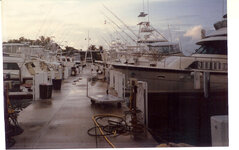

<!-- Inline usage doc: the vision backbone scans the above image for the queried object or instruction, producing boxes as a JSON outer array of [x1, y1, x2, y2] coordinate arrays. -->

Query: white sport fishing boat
[[106, 10, 182, 67], [109, 15, 227, 93]]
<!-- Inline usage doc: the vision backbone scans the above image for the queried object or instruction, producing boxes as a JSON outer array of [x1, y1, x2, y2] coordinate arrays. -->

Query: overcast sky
[[2, 0, 227, 54]]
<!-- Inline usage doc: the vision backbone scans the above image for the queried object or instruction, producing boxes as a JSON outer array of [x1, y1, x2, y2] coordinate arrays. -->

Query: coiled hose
[[87, 113, 146, 148], [88, 114, 129, 148]]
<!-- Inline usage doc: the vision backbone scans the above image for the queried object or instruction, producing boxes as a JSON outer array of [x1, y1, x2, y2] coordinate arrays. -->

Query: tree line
[[3, 36, 103, 56], [3, 36, 60, 50]]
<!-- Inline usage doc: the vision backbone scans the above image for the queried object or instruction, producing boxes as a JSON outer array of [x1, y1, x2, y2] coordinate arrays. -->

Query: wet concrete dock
[[10, 69, 158, 149]]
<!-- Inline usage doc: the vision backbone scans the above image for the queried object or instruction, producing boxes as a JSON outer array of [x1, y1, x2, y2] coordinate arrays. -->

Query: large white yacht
[[108, 15, 227, 93]]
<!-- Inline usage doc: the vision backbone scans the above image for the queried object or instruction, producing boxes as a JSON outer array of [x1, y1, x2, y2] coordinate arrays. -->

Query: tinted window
[[195, 41, 227, 55], [3, 63, 20, 70]]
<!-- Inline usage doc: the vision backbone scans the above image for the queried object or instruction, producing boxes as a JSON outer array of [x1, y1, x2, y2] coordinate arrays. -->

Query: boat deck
[[10, 69, 158, 149]]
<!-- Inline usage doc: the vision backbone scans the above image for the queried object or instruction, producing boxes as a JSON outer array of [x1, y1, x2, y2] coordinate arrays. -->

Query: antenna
[[88, 30, 90, 49], [222, 0, 225, 17], [147, 0, 149, 22], [143, 0, 145, 12]]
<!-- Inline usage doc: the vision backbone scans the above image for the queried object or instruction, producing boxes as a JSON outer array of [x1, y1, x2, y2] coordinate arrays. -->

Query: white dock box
[[210, 115, 228, 146]]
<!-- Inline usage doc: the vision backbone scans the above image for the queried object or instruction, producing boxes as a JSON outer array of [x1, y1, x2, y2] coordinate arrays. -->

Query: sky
[[2, 0, 227, 54]]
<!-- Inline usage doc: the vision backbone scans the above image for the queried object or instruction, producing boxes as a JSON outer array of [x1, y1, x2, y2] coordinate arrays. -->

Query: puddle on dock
[[33, 100, 53, 109]]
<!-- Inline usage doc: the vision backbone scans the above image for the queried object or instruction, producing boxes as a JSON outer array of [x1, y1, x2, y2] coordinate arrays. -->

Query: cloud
[[183, 25, 202, 40]]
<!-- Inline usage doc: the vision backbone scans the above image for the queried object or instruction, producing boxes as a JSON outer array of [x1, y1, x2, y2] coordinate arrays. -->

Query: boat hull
[[111, 64, 228, 93]]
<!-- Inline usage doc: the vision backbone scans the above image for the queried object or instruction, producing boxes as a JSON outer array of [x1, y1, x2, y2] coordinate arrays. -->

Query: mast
[[87, 30, 89, 50], [85, 31, 93, 65], [222, 0, 224, 17], [147, 0, 150, 22]]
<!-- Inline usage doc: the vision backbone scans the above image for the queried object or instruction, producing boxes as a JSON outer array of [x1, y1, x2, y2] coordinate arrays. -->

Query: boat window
[[195, 42, 227, 55], [3, 63, 20, 70], [3, 47, 11, 53]]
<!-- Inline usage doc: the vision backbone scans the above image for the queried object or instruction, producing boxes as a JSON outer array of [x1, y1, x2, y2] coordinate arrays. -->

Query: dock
[[10, 69, 158, 149]]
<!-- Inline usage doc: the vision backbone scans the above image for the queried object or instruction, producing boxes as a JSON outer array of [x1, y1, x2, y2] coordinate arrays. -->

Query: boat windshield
[[195, 41, 227, 55]]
